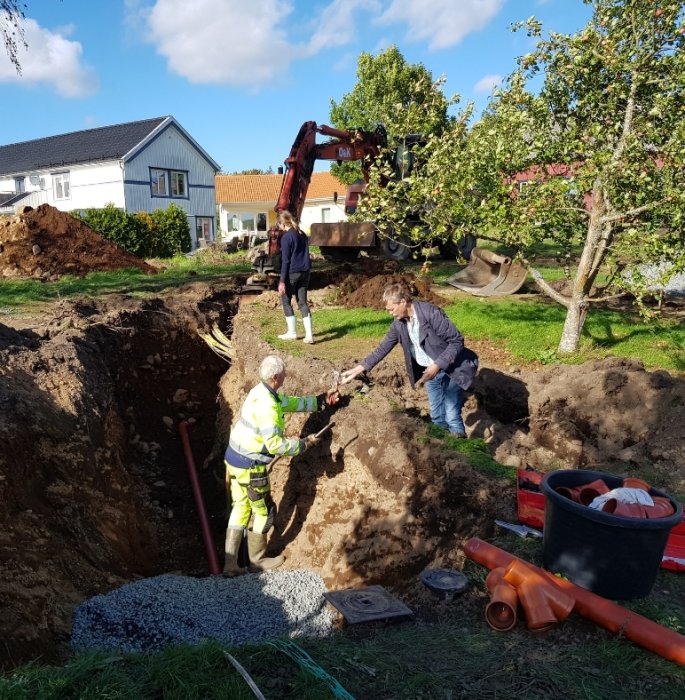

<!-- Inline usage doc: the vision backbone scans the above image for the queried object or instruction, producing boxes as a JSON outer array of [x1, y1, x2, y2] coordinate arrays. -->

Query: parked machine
[[248, 120, 524, 296]]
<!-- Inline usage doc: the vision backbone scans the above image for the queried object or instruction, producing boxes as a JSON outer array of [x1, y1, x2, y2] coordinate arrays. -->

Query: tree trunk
[[556, 187, 606, 354], [557, 299, 587, 353]]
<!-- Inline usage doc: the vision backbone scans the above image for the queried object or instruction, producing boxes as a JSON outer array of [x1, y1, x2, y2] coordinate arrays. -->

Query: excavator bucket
[[445, 247, 528, 297]]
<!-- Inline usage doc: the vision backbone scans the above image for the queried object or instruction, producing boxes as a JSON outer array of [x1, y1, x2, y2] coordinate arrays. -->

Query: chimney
[[278, 166, 284, 175]]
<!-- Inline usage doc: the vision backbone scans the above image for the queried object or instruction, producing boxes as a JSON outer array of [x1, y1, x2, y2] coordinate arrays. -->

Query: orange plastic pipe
[[503, 560, 574, 631], [485, 568, 518, 632], [465, 537, 685, 666], [178, 420, 221, 575]]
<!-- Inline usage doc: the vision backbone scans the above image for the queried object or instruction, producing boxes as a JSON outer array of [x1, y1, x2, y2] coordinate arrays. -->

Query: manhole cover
[[420, 568, 469, 601], [323, 585, 413, 624]]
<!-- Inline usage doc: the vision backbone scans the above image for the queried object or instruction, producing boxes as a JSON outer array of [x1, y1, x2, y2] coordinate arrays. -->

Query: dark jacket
[[279, 227, 311, 282], [361, 300, 478, 390]]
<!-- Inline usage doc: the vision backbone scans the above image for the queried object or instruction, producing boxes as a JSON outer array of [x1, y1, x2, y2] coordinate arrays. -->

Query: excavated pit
[[2, 279, 685, 670], [0, 285, 238, 668]]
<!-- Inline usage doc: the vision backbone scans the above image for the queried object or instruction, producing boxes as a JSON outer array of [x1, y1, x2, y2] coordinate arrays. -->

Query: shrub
[[73, 203, 191, 258], [151, 203, 191, 256]]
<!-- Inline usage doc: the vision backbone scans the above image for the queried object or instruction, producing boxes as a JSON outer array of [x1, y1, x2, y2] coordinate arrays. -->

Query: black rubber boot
[[223, 528, 246, 577], [247, 530, 284, 571]]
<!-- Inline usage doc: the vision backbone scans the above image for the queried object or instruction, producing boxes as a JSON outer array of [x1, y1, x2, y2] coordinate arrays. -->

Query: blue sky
[[1, 0, 592, 173]]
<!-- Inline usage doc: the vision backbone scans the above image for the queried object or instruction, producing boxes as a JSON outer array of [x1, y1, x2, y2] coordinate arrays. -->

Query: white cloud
[[303, 0, 380, 56], [0, 18, 98, 97], [376, 0, 504, 51], [142, 0, 296, 87], [474, 73, 501, 93]]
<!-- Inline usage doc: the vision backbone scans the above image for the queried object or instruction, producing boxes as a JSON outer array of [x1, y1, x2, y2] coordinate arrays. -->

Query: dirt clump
[[0, 204, 155, 280], [336, 271, 449, 309]]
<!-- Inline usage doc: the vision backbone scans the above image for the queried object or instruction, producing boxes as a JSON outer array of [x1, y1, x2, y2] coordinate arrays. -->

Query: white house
[[0, 116, 220, 250], [215, 171, 348, 245]]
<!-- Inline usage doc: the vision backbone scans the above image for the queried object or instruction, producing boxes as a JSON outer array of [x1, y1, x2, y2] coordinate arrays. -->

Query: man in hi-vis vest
[[223, 355, 338, 576]]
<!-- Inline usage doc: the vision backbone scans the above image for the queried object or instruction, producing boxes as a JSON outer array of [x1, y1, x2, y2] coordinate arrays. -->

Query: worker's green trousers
[[225, 461, 275, 534]]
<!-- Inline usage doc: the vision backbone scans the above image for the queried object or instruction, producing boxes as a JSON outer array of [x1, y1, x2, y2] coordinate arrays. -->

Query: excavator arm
[[275, 121, 387, 222]]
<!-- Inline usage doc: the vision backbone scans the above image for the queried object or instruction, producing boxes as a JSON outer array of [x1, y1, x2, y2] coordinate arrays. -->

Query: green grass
[[254, 290, 684, 373], [0, 254, 251, 311], [5, 623, 682, 700]]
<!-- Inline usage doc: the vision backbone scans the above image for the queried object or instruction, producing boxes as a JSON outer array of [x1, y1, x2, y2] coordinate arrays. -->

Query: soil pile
[[0, 204, 155, 280], [336, 271, 449, 309]]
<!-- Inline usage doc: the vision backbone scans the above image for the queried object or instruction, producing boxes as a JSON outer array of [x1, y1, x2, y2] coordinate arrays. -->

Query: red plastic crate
[[516, 467, 546, 529], [662, 518, 685, 572]]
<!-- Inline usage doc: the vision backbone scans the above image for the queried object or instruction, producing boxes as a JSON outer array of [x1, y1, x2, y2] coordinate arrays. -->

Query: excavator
[[248, 120, 526, 296]]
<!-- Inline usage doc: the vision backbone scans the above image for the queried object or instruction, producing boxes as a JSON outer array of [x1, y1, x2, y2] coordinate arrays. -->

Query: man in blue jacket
[[340, 281, 478, 437]]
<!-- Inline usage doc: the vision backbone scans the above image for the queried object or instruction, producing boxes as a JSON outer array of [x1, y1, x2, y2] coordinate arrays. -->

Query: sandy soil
[[1, 206, 684, 669]]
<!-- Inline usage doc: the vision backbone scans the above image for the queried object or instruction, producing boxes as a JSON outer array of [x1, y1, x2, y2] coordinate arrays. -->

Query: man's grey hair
[[260, 355, 285, 382], [382, 282, 413, 304]]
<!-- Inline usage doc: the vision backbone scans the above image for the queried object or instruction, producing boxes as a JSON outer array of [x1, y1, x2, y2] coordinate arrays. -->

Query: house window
[[15, 176, 25, 193], [53, 172, 70, 200], [151, 169, 168, 196], [321, 207, 331, 223], [171, 171, 187, 197], [196, 217, 212, 244], [227, 211, 268, 233], [150, 168, 188, 198]]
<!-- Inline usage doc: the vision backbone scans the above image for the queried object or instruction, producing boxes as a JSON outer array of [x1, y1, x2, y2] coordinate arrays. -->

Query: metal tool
[[495, 519, 543, 539], [268, 421, 335, 473]]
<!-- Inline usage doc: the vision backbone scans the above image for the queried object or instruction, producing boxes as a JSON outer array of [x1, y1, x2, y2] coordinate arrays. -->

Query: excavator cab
[[445, 248, 528, 297]]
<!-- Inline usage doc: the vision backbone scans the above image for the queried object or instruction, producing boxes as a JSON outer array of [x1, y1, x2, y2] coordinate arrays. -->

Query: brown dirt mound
[[337, 271, 449, 309], [0, 204, 155, 280]]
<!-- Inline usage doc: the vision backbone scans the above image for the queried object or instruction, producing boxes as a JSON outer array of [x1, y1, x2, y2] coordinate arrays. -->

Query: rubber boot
[[302, 315, 314, 344], [247, 530, 284, 571], [278, 315, 297, 340], [222, 528, 246, 577]]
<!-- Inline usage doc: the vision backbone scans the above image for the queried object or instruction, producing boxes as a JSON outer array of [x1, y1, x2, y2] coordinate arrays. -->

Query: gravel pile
[[71, 570, 336, 653]]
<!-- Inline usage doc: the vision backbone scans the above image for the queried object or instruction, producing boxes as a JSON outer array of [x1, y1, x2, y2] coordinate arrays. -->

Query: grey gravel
[[71, 570, 336, 653]]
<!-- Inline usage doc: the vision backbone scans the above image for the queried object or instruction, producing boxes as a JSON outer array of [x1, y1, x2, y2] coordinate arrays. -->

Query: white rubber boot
[[278, 315, 297, 340], [302, 315, 314, 344]]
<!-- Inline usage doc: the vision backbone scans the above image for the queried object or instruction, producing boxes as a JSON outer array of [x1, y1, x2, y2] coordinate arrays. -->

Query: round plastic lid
[[420, 569, 469, 598]]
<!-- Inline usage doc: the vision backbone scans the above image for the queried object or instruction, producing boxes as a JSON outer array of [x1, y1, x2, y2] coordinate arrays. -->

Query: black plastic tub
[[541, 469, 682, 600]]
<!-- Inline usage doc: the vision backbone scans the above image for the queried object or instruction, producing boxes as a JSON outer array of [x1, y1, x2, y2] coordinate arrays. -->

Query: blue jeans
[[424, 371, 466, 434]]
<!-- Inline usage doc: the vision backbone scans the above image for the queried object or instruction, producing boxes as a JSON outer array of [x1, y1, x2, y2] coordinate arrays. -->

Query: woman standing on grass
[[277, 210, 314, 344]]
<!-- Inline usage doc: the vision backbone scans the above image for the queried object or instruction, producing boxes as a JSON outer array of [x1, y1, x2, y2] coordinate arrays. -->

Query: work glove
[[317, 390, 339, 409], [303, 434, 321, 451]]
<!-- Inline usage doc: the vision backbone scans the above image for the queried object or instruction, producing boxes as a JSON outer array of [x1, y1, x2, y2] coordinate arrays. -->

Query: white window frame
[[53, 171, 70, 200], [15, 176, 25, 193], [151, 169, 168, 196], [321, 207, 331, 223], [171, 170, 188, 198]]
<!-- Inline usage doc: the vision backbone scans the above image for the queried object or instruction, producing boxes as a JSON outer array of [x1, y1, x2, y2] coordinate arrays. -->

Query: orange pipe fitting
[[485, 568, 518, 632], [464, 537, 685, 667], [503, 559, 574, 630], [623, 477, 651, 491], [555, 485, 583, 503], [645, 496, 676, 518], [578, 479, 610, 506], [601, 499, 647, 518]]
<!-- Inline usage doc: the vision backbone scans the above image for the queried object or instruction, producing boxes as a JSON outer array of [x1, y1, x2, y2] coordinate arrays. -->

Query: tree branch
[[520, 258, 570, 307]]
